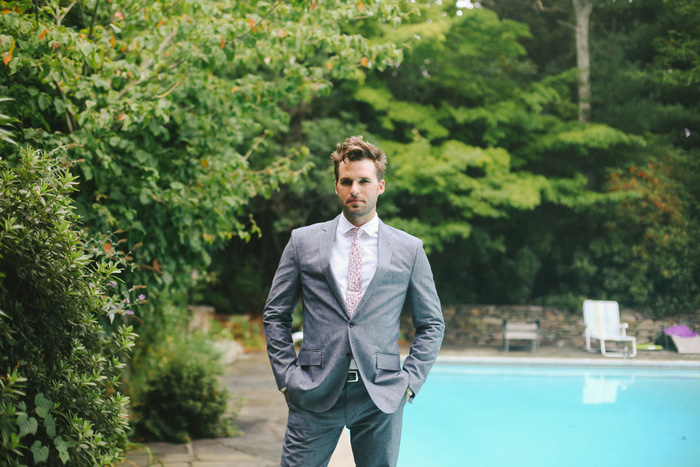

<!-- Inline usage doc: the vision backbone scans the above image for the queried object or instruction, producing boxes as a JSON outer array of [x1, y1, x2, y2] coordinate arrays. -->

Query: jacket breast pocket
[[376, 353, 401, 371], [298, 349, 323, 367]]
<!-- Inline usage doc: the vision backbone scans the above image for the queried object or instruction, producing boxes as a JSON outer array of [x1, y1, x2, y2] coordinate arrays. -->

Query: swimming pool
[[399, 358, 700, 466]]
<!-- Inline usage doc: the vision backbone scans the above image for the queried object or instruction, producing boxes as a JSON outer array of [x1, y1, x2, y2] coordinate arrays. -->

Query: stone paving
[[121, 351, 354, 467], [121, 345, 700, 466]]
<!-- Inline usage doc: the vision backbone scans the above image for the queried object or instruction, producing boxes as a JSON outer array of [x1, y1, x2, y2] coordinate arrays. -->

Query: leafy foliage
[[0, 97, 16, 146], [1, 0, 406, 441], [648, 0, 700, 88], [126, 329, 234, 443], [562, 147, 700, 315], [136, 357, 231, 444], [0, 0, 403, 297], [243, 0, 700, 317], [345, 4, 642, 258], [0, 148, 136, 465], [0, 368, 27, 467], [466, 0, 700, 314]]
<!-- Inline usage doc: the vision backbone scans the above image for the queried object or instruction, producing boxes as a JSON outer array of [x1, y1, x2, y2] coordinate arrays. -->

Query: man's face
[[335, 158, 385, 226]]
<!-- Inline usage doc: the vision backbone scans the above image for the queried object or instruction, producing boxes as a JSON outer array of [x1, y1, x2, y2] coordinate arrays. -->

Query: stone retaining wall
[[401, 304, 699, 349]]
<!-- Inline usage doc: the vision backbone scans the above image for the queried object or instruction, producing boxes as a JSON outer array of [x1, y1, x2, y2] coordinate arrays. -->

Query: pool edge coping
[[434, 355, 700, 370]]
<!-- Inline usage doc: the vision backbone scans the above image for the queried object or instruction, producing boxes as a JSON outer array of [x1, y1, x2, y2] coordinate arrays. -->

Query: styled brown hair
[[330, 135, 387, 181]]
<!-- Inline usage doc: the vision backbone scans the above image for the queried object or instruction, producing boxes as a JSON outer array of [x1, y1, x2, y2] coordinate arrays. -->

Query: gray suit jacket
[[263, 215, 445, 414]]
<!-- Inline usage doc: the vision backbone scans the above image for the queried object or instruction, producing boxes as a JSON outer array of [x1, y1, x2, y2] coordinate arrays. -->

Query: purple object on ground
[[663, 325, 698, 338]]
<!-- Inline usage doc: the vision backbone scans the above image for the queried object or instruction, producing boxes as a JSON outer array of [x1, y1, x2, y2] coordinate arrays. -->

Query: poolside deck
[[122, 345, 700, 466], [439, 344, 700, 366]]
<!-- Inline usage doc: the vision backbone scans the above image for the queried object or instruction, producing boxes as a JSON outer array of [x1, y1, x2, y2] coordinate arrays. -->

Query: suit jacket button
[[349, 321, 355, 327], [346, 351, 352, 357]]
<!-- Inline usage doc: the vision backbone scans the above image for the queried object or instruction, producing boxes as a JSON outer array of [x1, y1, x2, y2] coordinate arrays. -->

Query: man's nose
[[351, 181, 360, 193]]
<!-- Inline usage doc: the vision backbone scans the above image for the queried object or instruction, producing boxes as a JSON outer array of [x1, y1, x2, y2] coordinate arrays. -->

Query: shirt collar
[[338, 213, 379, 237]]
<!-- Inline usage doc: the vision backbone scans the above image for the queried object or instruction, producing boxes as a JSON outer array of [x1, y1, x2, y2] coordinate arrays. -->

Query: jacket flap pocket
[[376, 353, 400, 371], [298, 350, 323, 367]]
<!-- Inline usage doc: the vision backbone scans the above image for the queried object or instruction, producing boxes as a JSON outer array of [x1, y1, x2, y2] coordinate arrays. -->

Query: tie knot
[[351, 227, 363, 239]]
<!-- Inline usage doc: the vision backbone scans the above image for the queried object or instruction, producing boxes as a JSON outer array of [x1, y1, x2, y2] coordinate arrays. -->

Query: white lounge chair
[[583, 299, 637, 357]]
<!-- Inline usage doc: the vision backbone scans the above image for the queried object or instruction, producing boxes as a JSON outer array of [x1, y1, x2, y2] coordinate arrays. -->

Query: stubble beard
[[342, 197, 375, 221]]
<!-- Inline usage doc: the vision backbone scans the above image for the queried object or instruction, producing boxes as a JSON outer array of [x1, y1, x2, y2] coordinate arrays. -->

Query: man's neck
[[341, 212, 378, 228]]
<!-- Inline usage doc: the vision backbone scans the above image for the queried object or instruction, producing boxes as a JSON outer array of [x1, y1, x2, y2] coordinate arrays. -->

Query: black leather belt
[[347, 370, 359, 383]]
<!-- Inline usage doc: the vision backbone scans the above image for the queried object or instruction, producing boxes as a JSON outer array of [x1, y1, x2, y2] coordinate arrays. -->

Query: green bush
[[128, 331, 235, 443], [0, 148, 136, 466]]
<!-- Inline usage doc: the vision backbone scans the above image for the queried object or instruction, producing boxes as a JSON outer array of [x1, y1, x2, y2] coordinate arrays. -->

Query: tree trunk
[[573, 0, 594, 122]]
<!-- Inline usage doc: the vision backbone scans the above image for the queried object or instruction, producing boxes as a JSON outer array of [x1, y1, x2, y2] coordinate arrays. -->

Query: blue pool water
[[399, 361, 700, 466]]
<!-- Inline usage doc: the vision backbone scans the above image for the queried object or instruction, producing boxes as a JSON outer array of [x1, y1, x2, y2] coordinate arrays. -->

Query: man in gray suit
[[263, 136, 445, 466]]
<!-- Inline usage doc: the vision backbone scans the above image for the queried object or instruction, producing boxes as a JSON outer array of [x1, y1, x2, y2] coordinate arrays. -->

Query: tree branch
[[557, 19, 576, 30], [243, 130, 271, 161], [236, 1, 282, 40], [154, 74, 187, 98], [53, 79, 75, 133], [535, 0, 567, 12], [87, 0, 101, 41], [139, 29, 179, 74], [33, 0, 40, 23], [82, 0, 101, 76], [56, 1, 79, 27]]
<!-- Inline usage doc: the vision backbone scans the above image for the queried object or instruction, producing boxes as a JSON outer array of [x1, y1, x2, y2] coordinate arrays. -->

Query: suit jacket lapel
[[319, 216, 346, 314], [354, 220, 393, 317]]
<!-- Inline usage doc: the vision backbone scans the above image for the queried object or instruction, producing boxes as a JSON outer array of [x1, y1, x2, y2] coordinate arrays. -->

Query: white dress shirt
[[330, 213, 380, 304], [330, 213, 379, 371]]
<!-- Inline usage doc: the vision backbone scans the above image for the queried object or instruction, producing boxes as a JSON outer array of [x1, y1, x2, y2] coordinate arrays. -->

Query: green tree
[[202, 0, 700, 315], [0, 148, 136, 465], [1, 0, 407, 441], [228, 1, 647, 308], [481, 0, 700, 313], [353, 3, 640, 286], [0, 0, 402, 298]]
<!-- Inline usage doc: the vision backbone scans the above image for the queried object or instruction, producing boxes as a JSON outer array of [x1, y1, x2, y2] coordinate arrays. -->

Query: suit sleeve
[[403, 240, 445, 399], [262, 231, 301, 391]]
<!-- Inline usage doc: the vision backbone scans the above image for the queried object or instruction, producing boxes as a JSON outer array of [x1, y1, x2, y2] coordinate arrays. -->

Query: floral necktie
[[346, 227, 363, 316]]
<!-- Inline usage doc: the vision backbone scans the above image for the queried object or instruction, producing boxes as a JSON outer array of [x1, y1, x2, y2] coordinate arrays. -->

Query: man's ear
[[378, 179, 385, 195], [334, 181, 338, 195]]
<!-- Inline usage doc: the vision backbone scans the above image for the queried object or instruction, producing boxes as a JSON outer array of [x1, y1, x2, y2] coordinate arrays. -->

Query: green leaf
[[77, 41, 95, 58], [31, 440, 49, 464], [37, 94, 52, 111], [35, 393, 53, 419], [18, 413, 38, 436], [54, 436, 71, 464], [44, 413, 56, 437], [82, 164, 93, 181]]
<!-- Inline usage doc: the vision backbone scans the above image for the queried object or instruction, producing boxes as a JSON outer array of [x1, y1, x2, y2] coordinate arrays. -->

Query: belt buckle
[[347, 370, 359, 383]]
